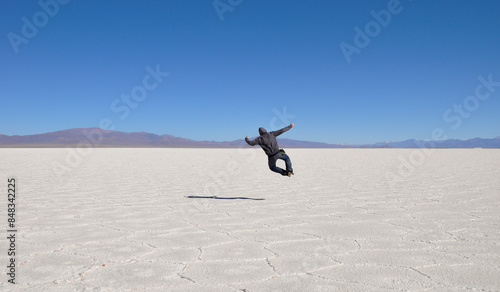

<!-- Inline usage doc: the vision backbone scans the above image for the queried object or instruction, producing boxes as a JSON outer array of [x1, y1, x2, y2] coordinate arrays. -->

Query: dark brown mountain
[[0, 128, 344, 148]]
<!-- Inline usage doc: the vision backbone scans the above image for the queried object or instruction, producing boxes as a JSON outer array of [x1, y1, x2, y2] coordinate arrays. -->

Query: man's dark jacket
[[245, 125, 292, 156]]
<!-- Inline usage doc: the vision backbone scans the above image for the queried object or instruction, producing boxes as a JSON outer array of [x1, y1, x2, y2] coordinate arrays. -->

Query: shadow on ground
[[187, 195, 265, 201]]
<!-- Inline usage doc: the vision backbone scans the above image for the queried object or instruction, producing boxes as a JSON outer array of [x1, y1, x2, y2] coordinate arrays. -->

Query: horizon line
[[1, 127, 499, 146]]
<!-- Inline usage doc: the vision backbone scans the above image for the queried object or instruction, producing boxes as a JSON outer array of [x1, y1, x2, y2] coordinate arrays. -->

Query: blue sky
[[1, 0, 499, 144]]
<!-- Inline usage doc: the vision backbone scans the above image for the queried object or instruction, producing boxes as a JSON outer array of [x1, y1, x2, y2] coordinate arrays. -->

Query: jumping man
[[245, 123, 295, 177]]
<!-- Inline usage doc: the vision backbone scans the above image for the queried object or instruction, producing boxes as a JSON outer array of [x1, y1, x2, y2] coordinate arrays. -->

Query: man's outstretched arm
[[272, 123, 294, 137], [245, 136, 259, 146]]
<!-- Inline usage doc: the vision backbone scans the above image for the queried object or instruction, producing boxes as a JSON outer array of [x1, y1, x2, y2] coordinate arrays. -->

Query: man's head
[[259, 127, 267, 135]]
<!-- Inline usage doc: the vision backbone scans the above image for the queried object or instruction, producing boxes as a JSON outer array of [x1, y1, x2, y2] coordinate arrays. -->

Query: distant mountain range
[[0, 128, 499, 148]]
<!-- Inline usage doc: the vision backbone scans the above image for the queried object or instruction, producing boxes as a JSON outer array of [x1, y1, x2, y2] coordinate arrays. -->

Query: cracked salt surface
[[1, 148, 499, 291]]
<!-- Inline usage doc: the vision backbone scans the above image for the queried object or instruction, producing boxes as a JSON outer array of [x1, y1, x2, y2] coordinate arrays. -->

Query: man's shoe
[[287, 171, 294, 177]]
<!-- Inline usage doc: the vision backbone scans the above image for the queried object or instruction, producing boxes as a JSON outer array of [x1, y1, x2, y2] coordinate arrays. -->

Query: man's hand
[[291, 123, 295, 127], [245, 136, 249, 139]]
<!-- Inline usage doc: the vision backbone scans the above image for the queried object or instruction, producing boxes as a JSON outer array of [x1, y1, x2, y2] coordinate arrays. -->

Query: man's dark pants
[[268, 152, 293, 175]]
